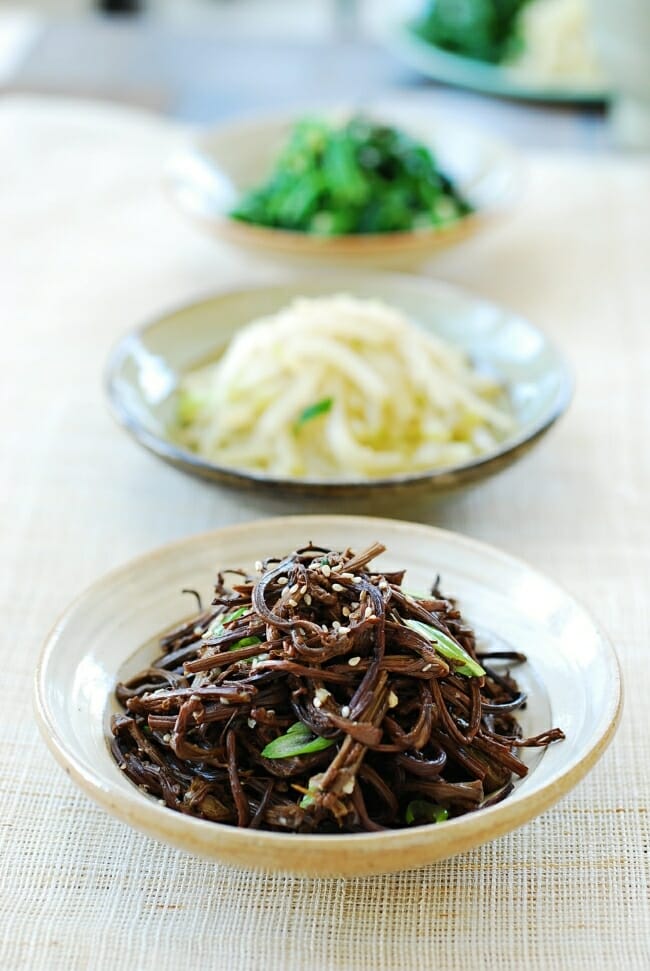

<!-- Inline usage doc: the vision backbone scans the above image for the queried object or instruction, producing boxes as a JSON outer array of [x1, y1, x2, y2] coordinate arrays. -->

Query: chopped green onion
[[299, 771, 326, 808], [405, 800, 449, 826], [261, 722, 336, 759], [207, 605, 249, 637], [294, 397, 333, 431], [229, 635, 261, 651], [405, 618, 486, 677]]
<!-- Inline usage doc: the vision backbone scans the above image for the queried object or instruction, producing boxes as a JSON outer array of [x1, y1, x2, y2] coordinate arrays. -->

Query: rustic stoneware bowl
[[105, 271, 572, 497], [35, 515, 622, 877], [166, 105, 520, 268]]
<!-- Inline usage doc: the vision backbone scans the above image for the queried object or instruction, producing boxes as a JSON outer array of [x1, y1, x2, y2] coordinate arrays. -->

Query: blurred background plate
[[105, 271, 572, 497], [380, 14, 610, 105], [166, 105, 521, 267]]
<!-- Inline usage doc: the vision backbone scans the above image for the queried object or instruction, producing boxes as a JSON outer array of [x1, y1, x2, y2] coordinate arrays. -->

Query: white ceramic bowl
[[35, 515, 622, 877], [167, 106, 520, 268]]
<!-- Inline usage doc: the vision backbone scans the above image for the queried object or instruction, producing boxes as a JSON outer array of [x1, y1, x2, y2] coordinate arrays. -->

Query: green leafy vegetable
[[261, 722, 337, 760], [294, 397, 333, 431], [230, 116, 471, 236], [405, 800, 449, 826], [413, 0, 530, 65], [405, 618, 486, 677]]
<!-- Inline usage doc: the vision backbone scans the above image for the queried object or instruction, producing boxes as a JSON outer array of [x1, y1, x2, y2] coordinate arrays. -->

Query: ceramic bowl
[[166, 105, 520, 267], [105, 271, 572, 497], [377, 7, 609, 103], [35, 515, 622, 876]]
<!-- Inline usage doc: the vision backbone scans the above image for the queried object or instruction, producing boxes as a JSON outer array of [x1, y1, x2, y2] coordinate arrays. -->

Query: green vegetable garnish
[[261, 722, 337, 760], [413, 0, 529, 65], [207, 605, 248, 637], [210, 611, 261, 662], [229, 635, 261, 651], [294, 397, 333, 431], [405, 618, 486, 677], [405, 800, 449, 826], [229, 635, 261, 649], [230, 116, 471, 236]]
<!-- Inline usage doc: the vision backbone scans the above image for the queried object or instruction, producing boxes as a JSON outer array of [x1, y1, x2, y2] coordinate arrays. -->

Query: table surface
[[1, 96, 649, 971]]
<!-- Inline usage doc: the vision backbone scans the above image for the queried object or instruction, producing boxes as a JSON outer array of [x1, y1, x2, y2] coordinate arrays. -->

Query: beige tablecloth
[[1, 96, 648, 971]]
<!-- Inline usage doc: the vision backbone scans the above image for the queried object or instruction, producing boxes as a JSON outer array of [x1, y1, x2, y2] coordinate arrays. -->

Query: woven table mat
[[0, 97, 648, 970]]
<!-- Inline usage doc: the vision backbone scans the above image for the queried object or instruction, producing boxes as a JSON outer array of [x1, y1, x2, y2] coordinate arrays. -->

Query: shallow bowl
[[105, 271, 572, 497], [167, 105, 520, 267], [35, 515, 621, 877]]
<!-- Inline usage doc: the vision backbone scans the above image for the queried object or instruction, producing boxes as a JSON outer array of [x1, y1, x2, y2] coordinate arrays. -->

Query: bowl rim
[[167, 103, 522, 249], [34, 515, 623, 873], [104, 271, 574, 493]]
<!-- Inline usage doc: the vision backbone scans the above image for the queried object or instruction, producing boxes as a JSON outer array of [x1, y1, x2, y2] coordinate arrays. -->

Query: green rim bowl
[[379, 18, 609, 104]]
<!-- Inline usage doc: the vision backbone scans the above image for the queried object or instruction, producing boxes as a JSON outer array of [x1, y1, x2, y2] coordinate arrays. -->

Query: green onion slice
[[405, 800, 449, 826], [294, 397, 333, 431], [404, 618, 485, 677], [228, 636, 261, 651], [207, 605, 249, 637], [261, 722, 337, 760]]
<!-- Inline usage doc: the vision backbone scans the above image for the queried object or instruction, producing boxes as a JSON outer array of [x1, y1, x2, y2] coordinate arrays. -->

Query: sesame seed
[[162, 733, 171, 743], [254, 560, 263, 572], [304, 593, 312, 606], [321, 624, 328, 632], [364, 606, 373, 619], [378, 578, 389, 591], [341, 778, 355, 795], [340, 572, 355, 580], [313, 697, 322, 709], [281, 586, 290, 598], [247, 718, 256, 729], [315, 687, 331, 703], [287, 598, 298, 607], [190, 694, 201, 702], [352, 576, 362, 583], [342, 606, 350, 617], [321, 564, 331, 577], [193, 626, 203, 635], [341, 705, 350, 718], [289, 583, 300, 595], [331, 583, 344, 592], [277, 576, 288, 586], [300, 584, 308, 594], [348, 656, 361, 667], [388, 690, 399, 708], [351, 602, 360, 610], [422, 663, 432, 672]]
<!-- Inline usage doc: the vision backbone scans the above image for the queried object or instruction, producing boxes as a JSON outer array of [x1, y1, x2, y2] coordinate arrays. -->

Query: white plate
[[35, 516, 621, 876]]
